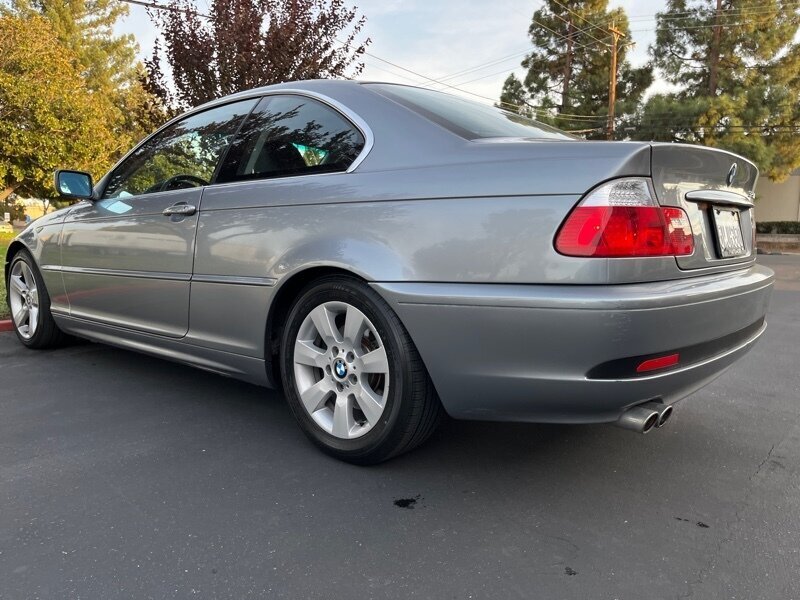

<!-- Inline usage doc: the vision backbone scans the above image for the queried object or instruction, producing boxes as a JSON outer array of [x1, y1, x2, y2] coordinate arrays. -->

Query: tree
[[634, 0, 800, 180], [8, 0, 138, 94], [502, 0, 652, 137], [0, 15, 120, 203], [498, 74, 537, 119], [148, 0, 370, 109], [7, 0, 171, 145]]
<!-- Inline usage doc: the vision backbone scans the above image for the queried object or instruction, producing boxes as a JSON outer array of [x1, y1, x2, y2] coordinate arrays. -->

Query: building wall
[[19, 198, 54, 221], [755, 170, 800, 222]]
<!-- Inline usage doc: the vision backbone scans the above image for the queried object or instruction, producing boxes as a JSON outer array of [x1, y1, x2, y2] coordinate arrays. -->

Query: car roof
[[194, 79, 369, 111]]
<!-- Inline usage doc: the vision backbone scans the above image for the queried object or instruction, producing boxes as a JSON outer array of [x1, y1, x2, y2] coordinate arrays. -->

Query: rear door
[[60, 99, 257, 337], [650, 143, 757, 272]]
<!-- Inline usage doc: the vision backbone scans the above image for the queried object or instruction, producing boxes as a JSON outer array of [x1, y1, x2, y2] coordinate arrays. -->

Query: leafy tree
[[498, 74, 536, 119], [0, 15, 120, 203], [501, 0, 652, 137], [8, 0, 137, 93], [6, 0, 171, 145], [633, 0, 800, 180], [148, 0, 370, 109]]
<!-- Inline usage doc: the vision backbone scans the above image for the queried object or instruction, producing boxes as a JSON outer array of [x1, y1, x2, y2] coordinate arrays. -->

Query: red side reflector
[[636, 353, 680, 373]]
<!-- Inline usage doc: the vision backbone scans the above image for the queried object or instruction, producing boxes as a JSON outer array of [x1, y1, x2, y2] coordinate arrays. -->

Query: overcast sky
[[115, 0, 673, 103]]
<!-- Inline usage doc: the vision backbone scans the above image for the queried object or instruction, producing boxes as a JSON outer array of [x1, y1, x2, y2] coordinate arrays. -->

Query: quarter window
[[216, 95, 365, 183], [102, 99, 257, 199]]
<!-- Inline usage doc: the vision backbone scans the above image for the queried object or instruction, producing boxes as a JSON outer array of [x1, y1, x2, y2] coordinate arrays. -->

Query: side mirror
[[55, 170, 94, 200]]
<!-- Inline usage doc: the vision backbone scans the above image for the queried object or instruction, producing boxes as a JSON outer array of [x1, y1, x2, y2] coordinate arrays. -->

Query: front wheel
[[7, 249, 69, 349], [280, 275, 442, 464]]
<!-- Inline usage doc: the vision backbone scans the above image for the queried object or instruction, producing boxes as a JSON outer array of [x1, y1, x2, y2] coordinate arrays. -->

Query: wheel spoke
[[12, 305, 28, 326], [331, 395, 355, 438], [299, 379, 332, 414], [309, 305, 341, 344], [343, 305, 365, 345], [28, 307, 39, 334], [21, 264, 35, 287], [9, 275, 27, 296], [361, 346, 389, 374], [294, 339, 327, 368], [354, 384, 384, 426]]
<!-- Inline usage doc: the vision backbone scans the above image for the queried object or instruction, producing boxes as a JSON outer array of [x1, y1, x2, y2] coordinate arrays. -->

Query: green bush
[[756, 221, 800, 234]]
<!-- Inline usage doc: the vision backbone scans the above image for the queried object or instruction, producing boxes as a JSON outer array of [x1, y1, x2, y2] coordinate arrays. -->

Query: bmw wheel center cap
[[333, 358, 348, 379]]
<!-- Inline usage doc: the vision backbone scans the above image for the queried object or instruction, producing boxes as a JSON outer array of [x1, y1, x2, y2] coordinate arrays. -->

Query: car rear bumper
[[372, 264, 774, 423]]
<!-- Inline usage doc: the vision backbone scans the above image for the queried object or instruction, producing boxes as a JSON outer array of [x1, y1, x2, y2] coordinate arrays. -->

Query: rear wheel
[[280, 275, 442, 464], [7, 249, 69, 349]]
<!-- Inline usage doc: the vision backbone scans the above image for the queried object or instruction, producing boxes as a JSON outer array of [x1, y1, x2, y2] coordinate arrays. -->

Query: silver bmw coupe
[[5, 80, 774, 463]]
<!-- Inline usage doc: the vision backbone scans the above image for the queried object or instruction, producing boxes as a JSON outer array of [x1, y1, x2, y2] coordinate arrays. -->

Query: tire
[[6, 249, 69, 349], [280, 275, 443, 464]]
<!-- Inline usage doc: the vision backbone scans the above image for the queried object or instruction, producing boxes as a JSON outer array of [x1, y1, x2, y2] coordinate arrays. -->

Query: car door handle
[[162, 204, 197, 217]]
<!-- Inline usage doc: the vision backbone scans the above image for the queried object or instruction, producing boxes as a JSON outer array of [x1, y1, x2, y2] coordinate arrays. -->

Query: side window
[[216, 95, 366, 183], [102, 99, 257, 199]]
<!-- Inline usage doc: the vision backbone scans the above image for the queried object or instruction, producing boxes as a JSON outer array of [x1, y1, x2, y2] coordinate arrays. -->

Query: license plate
[[711, 208, 746, 258]]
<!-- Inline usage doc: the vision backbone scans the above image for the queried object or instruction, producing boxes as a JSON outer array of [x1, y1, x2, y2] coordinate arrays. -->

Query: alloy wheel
[[293, 301, 390, 439], [8, 261, 40, 340]]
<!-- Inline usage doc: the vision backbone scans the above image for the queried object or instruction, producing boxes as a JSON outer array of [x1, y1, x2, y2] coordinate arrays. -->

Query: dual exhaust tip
[[615, 401, 673, 434]]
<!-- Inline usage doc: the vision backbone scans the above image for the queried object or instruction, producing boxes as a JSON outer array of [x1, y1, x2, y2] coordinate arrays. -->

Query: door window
[[102, 99, 257, 199], [216, 95, 366, 183]]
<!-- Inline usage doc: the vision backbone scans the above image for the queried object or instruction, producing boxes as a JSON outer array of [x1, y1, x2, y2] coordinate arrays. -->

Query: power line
[[550, 0, 609, 38], [432, 47, 531, 85], [629, 2, 800, 22], [633, 19, 798, 32], [119, 0, 209, 16], [446, 65, 523, 87], [530, 16, 609, 52], [547, 1, 611, 48], [361, 60, 431, 86], [554, 1, 800, 25]]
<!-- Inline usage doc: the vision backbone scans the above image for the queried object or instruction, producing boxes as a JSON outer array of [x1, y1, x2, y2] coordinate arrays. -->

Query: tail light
[[555, 178, 694, 257]]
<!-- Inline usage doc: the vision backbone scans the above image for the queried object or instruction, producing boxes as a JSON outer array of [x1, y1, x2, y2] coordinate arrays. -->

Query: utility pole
[[606, 22, 625, 140], [561, 16, 574, 114], [708, 0, 723, 95]]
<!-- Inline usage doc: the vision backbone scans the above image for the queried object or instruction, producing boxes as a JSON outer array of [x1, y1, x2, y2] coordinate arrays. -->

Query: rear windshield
[[365, 83, 572, 141]]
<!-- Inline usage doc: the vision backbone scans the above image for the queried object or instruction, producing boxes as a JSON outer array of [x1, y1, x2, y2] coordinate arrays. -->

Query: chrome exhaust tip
[[615, 405, 660, 434], [640, 401, 674, 429], [655, 404, 673, 428]]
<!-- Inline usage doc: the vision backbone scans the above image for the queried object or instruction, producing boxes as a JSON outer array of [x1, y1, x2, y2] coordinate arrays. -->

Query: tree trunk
[[0, 185, 19, 204]]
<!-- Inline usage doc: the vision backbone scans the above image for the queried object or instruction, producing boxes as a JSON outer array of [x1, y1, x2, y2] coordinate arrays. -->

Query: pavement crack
[[750, 444, 776, 481], [679, 440, 784, 599]]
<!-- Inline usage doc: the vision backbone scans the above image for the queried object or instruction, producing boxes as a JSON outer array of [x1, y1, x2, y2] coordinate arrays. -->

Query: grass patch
[[0, 232, 15, 319]]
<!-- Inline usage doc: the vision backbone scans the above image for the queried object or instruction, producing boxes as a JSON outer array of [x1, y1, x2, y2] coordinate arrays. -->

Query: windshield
[[365, 83, 572, 141]]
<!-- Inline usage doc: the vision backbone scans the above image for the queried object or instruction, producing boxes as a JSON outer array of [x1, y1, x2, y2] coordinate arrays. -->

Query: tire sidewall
[[280, 277, 414, 460]]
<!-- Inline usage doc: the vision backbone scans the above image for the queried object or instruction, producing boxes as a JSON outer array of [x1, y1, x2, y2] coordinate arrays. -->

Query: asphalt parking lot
[[1, 254, 799, 599]]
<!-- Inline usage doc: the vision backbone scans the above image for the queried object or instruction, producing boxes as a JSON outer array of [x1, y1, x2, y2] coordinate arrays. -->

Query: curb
[[0, 319, 13, 332]]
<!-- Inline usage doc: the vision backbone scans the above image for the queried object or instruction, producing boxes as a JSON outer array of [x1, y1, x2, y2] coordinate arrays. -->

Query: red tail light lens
[[555, 178, 694, 258]]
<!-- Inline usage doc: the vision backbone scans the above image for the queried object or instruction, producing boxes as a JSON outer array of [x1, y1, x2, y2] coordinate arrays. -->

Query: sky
[[114, 0, 675, 104]]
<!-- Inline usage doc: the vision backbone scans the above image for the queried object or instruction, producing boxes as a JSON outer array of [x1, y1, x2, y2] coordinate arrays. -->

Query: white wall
[[755, 170, 800, 222]]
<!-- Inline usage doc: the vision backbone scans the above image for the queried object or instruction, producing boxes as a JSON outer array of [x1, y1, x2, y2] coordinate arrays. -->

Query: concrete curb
[[0, 319, 13, 332]]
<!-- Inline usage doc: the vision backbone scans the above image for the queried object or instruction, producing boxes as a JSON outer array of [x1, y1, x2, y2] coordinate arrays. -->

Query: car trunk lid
[[650, 143, 757, 271]]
